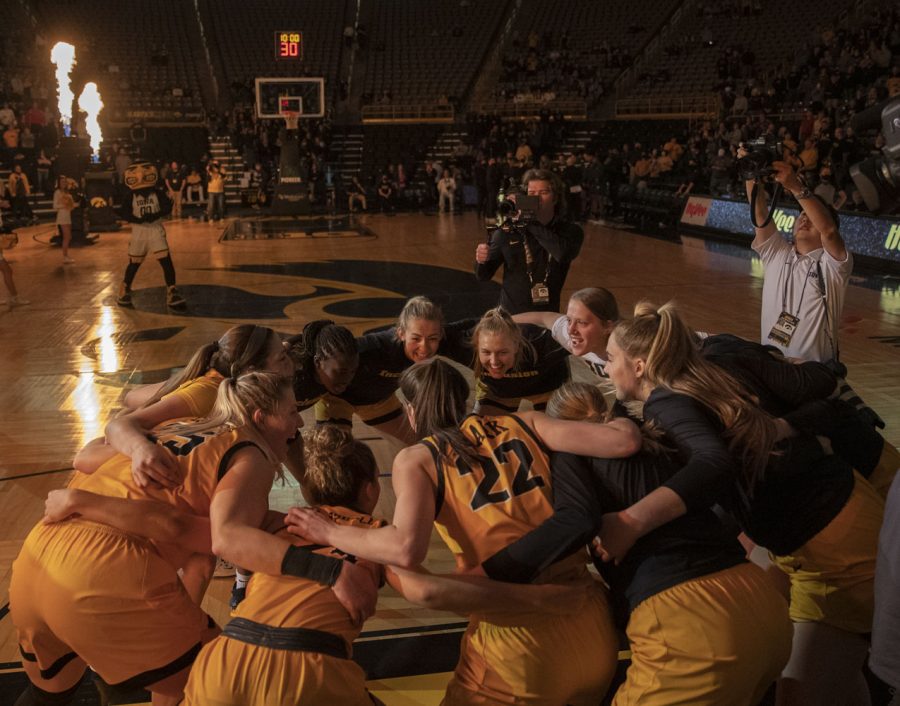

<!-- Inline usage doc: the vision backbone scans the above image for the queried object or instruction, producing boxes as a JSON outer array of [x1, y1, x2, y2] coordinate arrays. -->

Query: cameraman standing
[[744, 154, 851, 364], [474, 169, 584, 314]]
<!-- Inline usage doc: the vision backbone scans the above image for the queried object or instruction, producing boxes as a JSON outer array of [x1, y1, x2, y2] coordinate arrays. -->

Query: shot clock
[[275, 31, 302, 60]]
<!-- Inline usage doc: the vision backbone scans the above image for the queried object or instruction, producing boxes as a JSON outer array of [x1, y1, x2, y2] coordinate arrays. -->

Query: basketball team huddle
[[9, 287, 898, 706]]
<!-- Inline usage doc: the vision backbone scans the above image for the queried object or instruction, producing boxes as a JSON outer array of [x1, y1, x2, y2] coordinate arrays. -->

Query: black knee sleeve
[[123, 262, 141, 288], [158, 256, 176, 287], [14, 681, 81, 706]]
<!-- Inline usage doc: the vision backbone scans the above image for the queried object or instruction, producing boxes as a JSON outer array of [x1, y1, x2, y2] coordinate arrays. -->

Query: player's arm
[[122, 380, 170, 410], [212, 446, 378, 623], [104, 394, 194, 487], [43, 488, 213, 555], [524, 411, 642, 459], [512, 311, 561, 329], [73, 436, 118, 473], [285, 444, 436, 568], [386, 565, 591, 616]]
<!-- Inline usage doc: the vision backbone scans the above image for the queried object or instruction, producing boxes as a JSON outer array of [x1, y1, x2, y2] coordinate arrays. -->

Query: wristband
[[794, 187, 813, 200], [281, 545, 343, 586]]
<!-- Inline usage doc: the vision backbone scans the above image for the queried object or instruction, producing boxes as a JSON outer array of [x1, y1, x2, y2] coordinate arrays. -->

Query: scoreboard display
[[275, 31, 302, 60]]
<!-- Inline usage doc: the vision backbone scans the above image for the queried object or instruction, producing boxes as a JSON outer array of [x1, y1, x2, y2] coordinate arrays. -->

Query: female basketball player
[[314, 296, 472, 443], [485, 382, 792, 705], [459, 306, 571, 414], [10, 371, 301, 706], [288, 358, 643, 705], [79, 324, 294, 488], [285, 319, 359, 415], [514, 286, 620, 379], [181, 424, 587, 706], [596, 302, 884, 706]]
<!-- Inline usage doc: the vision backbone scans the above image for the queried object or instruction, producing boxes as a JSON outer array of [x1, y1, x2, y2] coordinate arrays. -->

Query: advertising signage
[[680, 196, 900, 266]]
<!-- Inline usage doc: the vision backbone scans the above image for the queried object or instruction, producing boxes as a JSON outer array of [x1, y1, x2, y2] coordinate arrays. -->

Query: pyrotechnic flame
[[51, 42, 77, 136], [78, 82, 104, 160]]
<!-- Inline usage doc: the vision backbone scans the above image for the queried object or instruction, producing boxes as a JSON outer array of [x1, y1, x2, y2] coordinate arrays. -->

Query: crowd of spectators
[[492, 30, 610, 107]]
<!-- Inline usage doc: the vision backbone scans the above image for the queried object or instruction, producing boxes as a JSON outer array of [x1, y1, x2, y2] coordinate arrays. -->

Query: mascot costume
[[116, 162, 185, 310]]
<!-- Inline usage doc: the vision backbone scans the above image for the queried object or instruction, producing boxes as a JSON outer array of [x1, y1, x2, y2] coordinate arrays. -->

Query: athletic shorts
[[771, 471, 884, 633], [10, 520, 214, 689], [183, 627, 374, 706], [869, 441, 899, 500], [128, 221, 169, 259], [443, 584, 617, 706], [612, 562, 792, 706], [473, 379, 552, 414], [314, 393, 403, 427]]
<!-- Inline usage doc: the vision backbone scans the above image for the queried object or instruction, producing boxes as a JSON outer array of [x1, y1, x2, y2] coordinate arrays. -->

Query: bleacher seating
[[201, 0, 348, 105], [628, 0, 850, 98], [359, 0, 510, 105], [493, 0, 682, 104], [36, 0, 208, 120]]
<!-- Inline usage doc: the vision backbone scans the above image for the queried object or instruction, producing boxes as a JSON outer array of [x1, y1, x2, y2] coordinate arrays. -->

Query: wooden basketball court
[[1, 210, 898, 704]]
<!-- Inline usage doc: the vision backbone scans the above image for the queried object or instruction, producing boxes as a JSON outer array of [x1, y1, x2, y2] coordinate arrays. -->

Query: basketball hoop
[[283, 111, 300, 130]]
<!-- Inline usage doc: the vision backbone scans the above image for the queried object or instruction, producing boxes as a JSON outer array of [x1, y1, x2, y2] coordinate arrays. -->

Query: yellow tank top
[[233, 506, 384, 649], [421, 414, 554, 571]]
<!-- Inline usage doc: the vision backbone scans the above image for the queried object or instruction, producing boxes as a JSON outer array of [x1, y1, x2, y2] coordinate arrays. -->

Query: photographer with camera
[[474, 169, 584, 314], [740, 144, 851, 365]]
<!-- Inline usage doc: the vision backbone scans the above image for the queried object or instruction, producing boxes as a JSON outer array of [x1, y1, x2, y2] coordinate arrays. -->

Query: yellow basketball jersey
[[421, 414, 553, 571], [161, 369, 224, 418], [233, 506, 384, 649], [69, 422, 269, 520]]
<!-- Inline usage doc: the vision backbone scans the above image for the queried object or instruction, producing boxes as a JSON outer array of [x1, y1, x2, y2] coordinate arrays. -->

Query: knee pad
[[14, 681, 81, 706]]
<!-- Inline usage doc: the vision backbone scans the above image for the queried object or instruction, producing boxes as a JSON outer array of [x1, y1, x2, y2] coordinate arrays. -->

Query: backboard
[[255, 77, 325, 119]]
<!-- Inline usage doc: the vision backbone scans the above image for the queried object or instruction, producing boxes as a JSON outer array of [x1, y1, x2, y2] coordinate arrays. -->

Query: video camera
[[737, 135, 785, 182], [850, 96, 900, 214], [494, 189, 541, 233]]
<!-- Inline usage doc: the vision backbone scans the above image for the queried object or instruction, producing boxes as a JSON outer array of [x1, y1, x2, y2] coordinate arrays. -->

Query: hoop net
[[283, 111, 300, 130]]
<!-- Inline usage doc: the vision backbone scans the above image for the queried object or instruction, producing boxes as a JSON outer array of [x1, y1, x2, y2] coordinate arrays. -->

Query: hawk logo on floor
[[105, 259, 501, 327]]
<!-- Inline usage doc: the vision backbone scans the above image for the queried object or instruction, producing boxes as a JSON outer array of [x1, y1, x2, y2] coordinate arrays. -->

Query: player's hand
[[593, 510, 642, 564], [475, 243, 490, 263], [43, 489, 81, 524], [333, 559, 380, 626], [285, 506, 335, 546], [130, 441, 183, 488]]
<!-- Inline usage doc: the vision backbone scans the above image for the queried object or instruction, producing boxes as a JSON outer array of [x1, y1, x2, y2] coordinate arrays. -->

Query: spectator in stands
[[206, 162, 226, 223], [377, 175, 395, 214], [7, 165, 35, 223], [475, 168, 584, 314], [185, 167, 204, 205], [798, 138, 819, 176], [0, 103, 14, 131], [36, 149, 52, 196], [709, 147, 733, 196], [165, 162, 185, 219], [814, 167, 847, 211], [348, 176, 367, 213], [744, 154, 850, 364], [22, 102, 46, 132], [561, 154, 583, 219], [438, 169, 457, 213]]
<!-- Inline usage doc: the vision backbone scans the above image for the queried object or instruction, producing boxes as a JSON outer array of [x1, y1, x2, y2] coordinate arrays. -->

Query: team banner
[[681, 196, 900, 265]]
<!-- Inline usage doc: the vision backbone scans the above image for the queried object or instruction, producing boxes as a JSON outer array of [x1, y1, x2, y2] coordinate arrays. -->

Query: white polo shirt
[[753, 233, 852, 362]]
